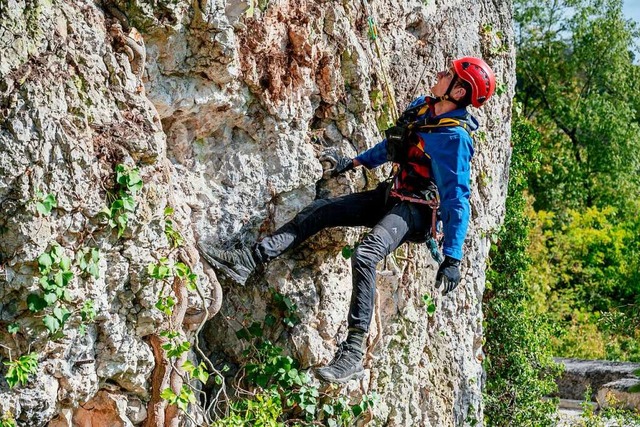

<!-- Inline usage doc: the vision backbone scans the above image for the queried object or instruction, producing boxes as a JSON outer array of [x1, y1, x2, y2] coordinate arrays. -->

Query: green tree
[[484, 111, 560, 426], [515, 0, 640, 212], [514, 0, 640, 361]]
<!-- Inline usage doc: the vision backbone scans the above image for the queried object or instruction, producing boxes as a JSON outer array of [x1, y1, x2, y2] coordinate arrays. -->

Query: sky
[[623, 0, 640, 25]]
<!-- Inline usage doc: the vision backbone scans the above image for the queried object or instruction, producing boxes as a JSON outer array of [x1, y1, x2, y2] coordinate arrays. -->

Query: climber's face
[[431, 66, 456, 97]]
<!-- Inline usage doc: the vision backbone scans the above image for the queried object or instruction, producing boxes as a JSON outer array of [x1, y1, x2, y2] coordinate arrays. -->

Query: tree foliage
[[514, 0, 640, 361], [515, 0, 640, 212], [484, 112, 560, 426]]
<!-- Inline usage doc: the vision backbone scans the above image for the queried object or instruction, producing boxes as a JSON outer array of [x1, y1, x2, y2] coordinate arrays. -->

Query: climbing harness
[[384, 98, 474, 263]]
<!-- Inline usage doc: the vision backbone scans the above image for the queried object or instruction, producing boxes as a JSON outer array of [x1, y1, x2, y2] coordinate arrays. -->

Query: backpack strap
[[410, 116, 471, 133]]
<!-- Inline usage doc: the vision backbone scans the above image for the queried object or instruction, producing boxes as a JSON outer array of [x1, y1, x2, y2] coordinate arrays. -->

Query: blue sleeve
[[418, 128, 474, 260], [354, 139, 388, 169]]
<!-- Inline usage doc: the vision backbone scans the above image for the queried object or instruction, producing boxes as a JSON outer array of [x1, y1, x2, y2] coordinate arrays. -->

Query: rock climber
[[199, 56, 496, 384]]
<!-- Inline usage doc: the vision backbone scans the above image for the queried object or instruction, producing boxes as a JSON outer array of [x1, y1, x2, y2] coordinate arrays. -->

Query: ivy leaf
[[116, 214, 128, 237], [185, 274, 198, 292], [53, 306, 71, 323], [43, 291, 58, 305], [351, 403, 364, 417], [341, 245, 354, 259], [174, 262, 189, 278], [37, 253, 52, 273], [121, 194, 136, 212], [35, 193, 57, 215], [248, 322, 263, 337], [80, 300, 96, 321], [36, 202, 49, 215], [235, 328, 251, 341], [50, 245, 64, 262], [27, 294, 47, 312], [115, 164, 127, 184], [87, 263, 100, 279], [111, 199, 124, 211], [126, 169, 143, 193], [53, 270, 63, 287], [160, 330, 180, 339], [43, 315, 61, 334], [264, 314, 277, 326], [77, 252, 88, 270], [59, 256, 71, 272], [165, 341, 190, 358], [193, 362, 209, 384], [423, 294, 436, 316], [155, 296, 175, 316], [98, 206, 113, 219], [181, 360, 196, 375], [160, 387, 177, 401], [61, 271, 73, 287]]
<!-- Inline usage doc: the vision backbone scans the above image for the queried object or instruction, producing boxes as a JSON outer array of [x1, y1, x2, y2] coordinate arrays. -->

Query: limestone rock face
[[0, 0, 514, 425]]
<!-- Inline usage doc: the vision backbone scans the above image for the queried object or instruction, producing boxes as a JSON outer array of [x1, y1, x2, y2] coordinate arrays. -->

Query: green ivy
[[216, 302, 379, 425], [3, 352, 38, 388], [422, 294, 436, 316], [76, 247, 100, 279], [0, 411, 16, 427], [34, 191, 57, 216], [270, 289, 300, 328], [147, 254, 211, 414], [212, 391, 282, 427], [483, 110, 561, 426], [164, 207, 184, 248], [149, 258, 199, 318], [26, 245, 97, 338], [100, 164, 143, 238], [182, 360, 209, 384], [160, 385, 196, 412]]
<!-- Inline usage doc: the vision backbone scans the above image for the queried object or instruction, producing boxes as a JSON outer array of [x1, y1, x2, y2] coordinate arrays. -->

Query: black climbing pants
[[256, 183, 433, 333]]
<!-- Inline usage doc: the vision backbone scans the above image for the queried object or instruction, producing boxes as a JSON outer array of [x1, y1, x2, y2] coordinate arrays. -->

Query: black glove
[[435, 256, 461, 295], [320, 150, 354, 177]]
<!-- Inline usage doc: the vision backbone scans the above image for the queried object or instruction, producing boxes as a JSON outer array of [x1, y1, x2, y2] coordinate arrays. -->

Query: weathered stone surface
[[0, 0, 514, 426], [556, 358, 640, 401], [598, 378, 640, 411], [0, 0, 220, 425]]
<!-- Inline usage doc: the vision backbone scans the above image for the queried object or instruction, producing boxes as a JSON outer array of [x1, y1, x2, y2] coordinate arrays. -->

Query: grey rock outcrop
[[556, 358, 640, 401], [598, 378, 640, 411], [0, 0, 514, 425], [556, 358, 640, 413]]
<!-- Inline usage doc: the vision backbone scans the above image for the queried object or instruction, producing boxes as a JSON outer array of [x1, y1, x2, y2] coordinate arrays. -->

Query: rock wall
[[0, 0, 514, 426]]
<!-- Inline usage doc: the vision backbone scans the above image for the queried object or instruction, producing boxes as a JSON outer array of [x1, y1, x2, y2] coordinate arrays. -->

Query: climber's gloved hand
[[435, 256, 461, 295], [320, 150, 354, 177]]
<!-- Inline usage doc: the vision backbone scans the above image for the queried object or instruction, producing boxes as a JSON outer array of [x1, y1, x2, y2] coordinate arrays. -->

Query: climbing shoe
[[316, 342, 364, 384], [197, 243, 260, 286]]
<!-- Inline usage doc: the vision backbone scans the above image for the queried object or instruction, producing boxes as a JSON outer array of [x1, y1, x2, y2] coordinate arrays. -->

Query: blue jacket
[[355, 96, 479, 260]]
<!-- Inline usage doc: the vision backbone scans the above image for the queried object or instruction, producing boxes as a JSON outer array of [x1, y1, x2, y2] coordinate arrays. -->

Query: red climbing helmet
[[452, 56, 496, 108]]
